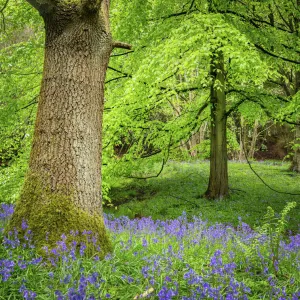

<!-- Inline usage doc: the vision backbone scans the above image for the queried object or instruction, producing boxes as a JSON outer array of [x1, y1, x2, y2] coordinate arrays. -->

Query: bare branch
[[149, 9, 198, 21], [0, 0, 9, 13], [105, 75, 128, 84], [112, 41, 132, 50], [242, 134, 300, 196], [108, 66, 132, 78], [0, 0, 9, 31], [111, 50, 134, 57], [16, 96, 38, 111], [125, 158, 166, 179]]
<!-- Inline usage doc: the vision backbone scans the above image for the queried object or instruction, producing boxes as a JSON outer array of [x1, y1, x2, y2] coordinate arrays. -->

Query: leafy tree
[[0, 0, 42, 201], [212, 0, 300, 171], [104, 0, 269, 199], [2, 0, 130, 255]]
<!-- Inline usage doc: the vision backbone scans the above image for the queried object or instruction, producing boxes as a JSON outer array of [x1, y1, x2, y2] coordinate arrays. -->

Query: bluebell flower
[[21, 220, 28, 231], [79, 243, 86, 257], [142, 238, 148, 247], [62, 274, 72, 284]]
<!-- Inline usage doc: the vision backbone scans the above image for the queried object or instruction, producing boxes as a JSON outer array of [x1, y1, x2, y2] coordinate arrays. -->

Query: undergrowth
[[105, 161, 300, 232], [0, 202, 299, 299]]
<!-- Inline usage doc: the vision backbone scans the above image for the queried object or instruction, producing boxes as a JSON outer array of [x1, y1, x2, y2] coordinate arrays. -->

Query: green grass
[[1, 202, 299, 299], [1, 160, 299, 299], [105, 160, 300, 232]]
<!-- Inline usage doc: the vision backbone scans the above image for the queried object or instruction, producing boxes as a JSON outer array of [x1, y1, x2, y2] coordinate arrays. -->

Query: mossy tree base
[[6, 173, 112, 259]]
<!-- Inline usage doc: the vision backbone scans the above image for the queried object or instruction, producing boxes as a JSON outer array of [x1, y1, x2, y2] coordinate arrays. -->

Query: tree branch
[[0, 0, 9, 31], [148, 8, 198, 21], [25, 0, 55, 14], [0, 0, 9, 12], [112, 41, 132, 50], [228, 89, 300, 125], [125, 158, 166, 179], [105, 75, 128, 84], [242, 133, 300, 196], [16, 96, 38, 112], [111, 50, 134, 57], [255, 44, 300, 64], [217, 8, 291, 33], [224, 98, 247, 117]]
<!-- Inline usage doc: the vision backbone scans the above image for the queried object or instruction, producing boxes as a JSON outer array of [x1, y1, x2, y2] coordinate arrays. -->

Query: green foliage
[[0, 151, 28, 203], [105, 161, 300, 231], [261, 202, 297, 266], [235, 201, 297, 278], [0, 0, 43, 193], [0, 206, 299, 298], [104, 0, 280, 182], [1, 0, 298, 200]]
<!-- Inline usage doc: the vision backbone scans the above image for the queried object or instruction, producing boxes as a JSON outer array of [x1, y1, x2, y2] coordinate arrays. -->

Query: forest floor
[[105, 160, 300, 232], [1, 160, 300, 299]]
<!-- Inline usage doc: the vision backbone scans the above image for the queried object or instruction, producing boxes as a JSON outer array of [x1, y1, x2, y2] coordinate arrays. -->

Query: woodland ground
[[0, 160, 299, 299], [105, 160, 300, 233]]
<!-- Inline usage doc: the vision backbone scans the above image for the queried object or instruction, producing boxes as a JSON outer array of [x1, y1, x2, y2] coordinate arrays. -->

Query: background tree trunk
[[248, 119, 259, 160], [290, 125, 300, 172], [290, 70, 300, 172], [238, 116, 246, 162], [8, 2, 113, 256], [205, 50, 229, 199]]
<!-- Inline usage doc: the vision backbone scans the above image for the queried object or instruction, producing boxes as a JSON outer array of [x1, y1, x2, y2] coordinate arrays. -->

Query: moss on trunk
[[6, 173, 112, 258]]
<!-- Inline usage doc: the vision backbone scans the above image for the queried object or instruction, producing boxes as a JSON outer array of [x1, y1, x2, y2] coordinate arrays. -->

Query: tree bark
[[290, 124, 300, 172], [8, 0, 114, 256], [238, 116, 246, 162], [248, 119, 259, 159], [290, 70, 300, 172], [205, 50, 229, 199]]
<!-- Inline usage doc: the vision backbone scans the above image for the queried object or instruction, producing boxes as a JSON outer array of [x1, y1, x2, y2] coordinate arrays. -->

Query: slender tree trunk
[[290, 71, 300, 172], [8, 1, 116, 256], [238, 116, 246, 162], [248, 119, 259, 159], [199, 122, 208, 142], [290, 125, 300, 172], [205, 51, 229, 199]]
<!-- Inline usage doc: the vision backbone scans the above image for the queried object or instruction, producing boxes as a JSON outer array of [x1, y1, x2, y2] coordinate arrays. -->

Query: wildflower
[[141, 266, 149, 278], [31, 257, 42, 265], [79, 243, 86, 256], [62, 274, 72, 284], [21, 220, 28, 231], [142, 238, 148, 247], [157, 286, 177, 300], [22, 289, 37, 300]]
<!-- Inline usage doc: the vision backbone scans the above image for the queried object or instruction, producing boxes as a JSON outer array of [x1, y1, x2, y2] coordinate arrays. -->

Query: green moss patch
[[6, 173, 112, 259]]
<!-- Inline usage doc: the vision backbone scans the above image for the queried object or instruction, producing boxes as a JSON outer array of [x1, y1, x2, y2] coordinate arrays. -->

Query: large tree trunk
[[205, 51, 229, 199], [8, 1, 115, 257]]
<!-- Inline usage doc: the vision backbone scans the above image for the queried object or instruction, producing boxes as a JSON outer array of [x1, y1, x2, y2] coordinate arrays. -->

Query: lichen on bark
[[6, 173, 112, 258]]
